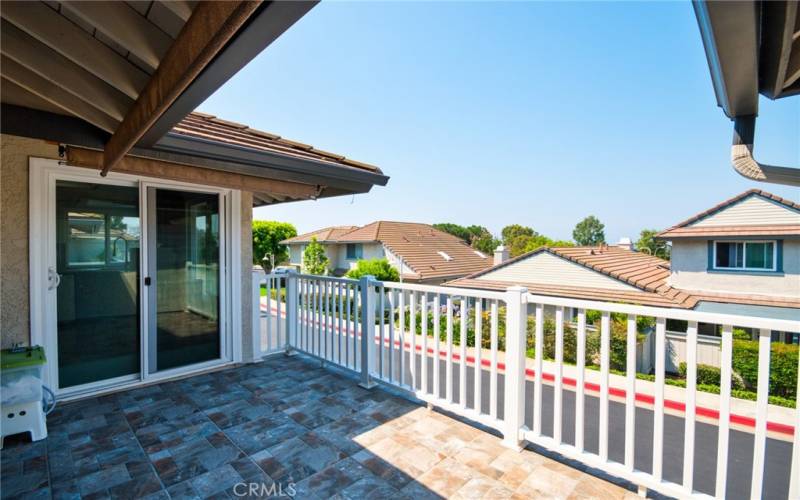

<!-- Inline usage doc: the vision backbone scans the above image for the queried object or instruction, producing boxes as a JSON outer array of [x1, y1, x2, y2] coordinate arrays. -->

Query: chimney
[[616, 237, 633, 251], [494, 245, 509, 265]]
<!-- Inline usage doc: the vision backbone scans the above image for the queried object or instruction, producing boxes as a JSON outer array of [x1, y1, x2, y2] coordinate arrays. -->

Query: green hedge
[[731, 340, 798, 399]]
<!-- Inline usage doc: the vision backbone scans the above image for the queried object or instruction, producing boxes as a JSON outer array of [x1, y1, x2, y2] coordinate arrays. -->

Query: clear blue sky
[[199, 1, 799, 243]]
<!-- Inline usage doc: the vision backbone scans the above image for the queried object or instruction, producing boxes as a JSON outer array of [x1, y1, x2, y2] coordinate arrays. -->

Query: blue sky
[[200, 1, 799, 243]]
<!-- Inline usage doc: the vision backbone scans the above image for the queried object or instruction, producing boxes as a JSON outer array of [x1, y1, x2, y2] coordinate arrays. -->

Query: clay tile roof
[[171, 112, 382, 174], [282, 221, 492, 280], [282, 226, 360, 244], [446, 246, 694, 308], [657, 189, 800, 239], [447, 244, 798, 309]]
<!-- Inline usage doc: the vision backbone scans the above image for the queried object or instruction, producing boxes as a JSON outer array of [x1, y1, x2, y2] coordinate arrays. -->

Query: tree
[[433, 223, 472, 243], [501, 224, 535, 244], [635, 229, 670, 259], [345, 258, 400, 281], [472, 232, 501, 255], [572, 216, 605, 246], [302, 237, 330, 275], [252, 221, 297, 272], [434, 223, 500, 255]]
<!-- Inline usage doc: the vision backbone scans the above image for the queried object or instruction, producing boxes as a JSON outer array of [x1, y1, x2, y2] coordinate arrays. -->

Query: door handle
[[47, 267, 61, 290], [144, 277, 151, 286]]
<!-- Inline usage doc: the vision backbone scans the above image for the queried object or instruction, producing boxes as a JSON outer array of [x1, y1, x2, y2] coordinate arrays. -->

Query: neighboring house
[[282, 221, 492, 284], [0, 1, 389, 398], [656, 189, 800, 324], [446, 190, 800, 369]]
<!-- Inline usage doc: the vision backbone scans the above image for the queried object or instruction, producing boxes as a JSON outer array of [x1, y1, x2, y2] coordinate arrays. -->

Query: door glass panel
[[155, 189, 220, 371], [55, 181, 140, 388]]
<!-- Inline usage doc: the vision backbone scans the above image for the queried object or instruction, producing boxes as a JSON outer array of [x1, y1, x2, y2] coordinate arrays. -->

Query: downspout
[[732, 115, 799, 186]]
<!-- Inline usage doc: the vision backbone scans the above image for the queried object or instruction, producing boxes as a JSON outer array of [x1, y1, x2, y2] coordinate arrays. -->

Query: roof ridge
[[657, 189, 800, 237]]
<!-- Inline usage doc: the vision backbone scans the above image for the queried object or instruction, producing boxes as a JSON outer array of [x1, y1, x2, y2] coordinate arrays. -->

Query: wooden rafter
[[1, 56, 118, 132], [67, 146, 319, 200], [59, 1, 173, 73], [0, 19, 132, 121], [101, 1, 263, 176], [0, 1, 149, 98]]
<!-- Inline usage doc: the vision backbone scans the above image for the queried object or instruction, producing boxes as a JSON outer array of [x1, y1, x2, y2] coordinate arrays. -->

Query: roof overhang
[[1, 1, 389, 205], [692, 1, 800, 186]]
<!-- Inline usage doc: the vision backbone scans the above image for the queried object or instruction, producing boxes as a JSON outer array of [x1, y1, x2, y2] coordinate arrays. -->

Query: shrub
[[678, 362, 724, 387], [346, 258, 399, 281], [731, 340, 798, 399]]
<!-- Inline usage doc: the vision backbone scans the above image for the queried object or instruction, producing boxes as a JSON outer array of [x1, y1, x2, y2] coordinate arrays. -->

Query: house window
[[713, 241, 776, 271], [346, 243, 363, 260]]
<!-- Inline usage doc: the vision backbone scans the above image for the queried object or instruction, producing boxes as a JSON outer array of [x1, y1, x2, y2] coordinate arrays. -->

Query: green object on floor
[[1, 346, 46, 370]]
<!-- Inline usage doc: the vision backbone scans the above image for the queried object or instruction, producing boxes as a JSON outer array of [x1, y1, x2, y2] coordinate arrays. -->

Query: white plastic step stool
[[1, 401, 47, 448]]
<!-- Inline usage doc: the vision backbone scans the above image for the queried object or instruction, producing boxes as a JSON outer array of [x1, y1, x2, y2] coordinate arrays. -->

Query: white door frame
[[29, 158, 243, 399]]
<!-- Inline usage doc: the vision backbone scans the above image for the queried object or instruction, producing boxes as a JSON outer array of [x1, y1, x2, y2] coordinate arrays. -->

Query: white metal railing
[[253, 271, 800, 499]]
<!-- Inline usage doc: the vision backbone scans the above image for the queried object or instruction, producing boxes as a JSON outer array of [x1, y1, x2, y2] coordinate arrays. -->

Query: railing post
[[502, 286, 528, 450], [358, 275, 377, 389], [283, 269, 298, 355], [251, 270, 264, 361]]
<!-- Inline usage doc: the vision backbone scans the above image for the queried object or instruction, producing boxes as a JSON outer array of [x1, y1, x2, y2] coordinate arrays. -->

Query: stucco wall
[[334, 242, 383, 271], [669, 239, 800, 297], [1, 135, 60, 348], [240, 192, 255, 362]]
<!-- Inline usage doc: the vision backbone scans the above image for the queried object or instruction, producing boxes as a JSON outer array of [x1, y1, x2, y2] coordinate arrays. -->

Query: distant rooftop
[[283, 221, 492, 280]]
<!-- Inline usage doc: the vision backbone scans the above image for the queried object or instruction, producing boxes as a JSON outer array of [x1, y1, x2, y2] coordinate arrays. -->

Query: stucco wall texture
[[1, 135, 60, 348]]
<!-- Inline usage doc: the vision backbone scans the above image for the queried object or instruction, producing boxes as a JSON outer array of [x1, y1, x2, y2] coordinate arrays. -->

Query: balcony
[[3, 271, 798, 499], [252, 271, 800, 499], [1, 354, 633, 499]]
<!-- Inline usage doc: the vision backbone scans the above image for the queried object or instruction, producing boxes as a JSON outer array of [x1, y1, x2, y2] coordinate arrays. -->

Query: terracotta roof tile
[[447, 244, 798, 310], [282, 221, 492, 280], [171, 112, 382, 174], [657, 225, 800, 238]]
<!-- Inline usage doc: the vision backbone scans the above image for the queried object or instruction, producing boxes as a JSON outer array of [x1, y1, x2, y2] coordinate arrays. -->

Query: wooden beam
[[0, 1, 149, 98], [101, 1, 262, 176], [66, 146, 318, 200], [60, 2, 173, 73], [1, 56, 119, 132], [1, 19, 132, 121], [1, 77, 66, 116]]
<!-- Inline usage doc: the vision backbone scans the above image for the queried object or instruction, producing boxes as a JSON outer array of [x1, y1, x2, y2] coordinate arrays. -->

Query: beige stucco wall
[[240, 192, 255, 362], [1, 135, 60, 348], [669, 239, 800, 297]]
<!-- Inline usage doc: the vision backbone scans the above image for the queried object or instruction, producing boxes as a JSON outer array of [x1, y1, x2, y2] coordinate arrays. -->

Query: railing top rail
[[295, 273, 360, 284], [524, 292, 800, 332], [380, 281, 508, 301]]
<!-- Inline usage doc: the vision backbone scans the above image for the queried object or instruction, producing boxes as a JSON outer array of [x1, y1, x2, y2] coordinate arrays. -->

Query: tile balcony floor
[[2, 355, 641, 499]]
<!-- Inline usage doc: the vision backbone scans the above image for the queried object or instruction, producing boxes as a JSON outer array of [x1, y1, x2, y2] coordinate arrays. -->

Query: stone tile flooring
[[2, 356, 640, 499]]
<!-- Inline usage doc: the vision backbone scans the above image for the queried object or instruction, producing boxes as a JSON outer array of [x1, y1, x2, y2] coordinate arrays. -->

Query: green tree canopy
[[433, 223, 501, 255], [501, 224, 536, 244], [572, 216, 605, 246], [252, 221, 297, 272], [635, 229, 670, 259], [345, 258, 400, 281], [302, 237, 330, 275]]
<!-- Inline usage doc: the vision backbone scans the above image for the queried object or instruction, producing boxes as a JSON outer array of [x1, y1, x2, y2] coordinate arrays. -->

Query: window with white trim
[[713, 240, 776, 271]]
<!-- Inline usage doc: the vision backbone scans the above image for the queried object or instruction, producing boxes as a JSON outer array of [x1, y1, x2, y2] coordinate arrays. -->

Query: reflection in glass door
[[55, 181, 140, 388], [148, 189, 221, 372]]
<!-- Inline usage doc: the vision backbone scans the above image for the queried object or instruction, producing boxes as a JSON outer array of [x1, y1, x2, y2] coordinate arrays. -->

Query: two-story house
[[281, 221, 492, 284], [446, 189, 799, 344]]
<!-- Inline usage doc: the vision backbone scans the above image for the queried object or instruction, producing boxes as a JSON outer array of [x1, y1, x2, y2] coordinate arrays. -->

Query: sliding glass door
[[46, 167, 228, 393], [55, 180, 140, 388], [147, 188, 221, 373]]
